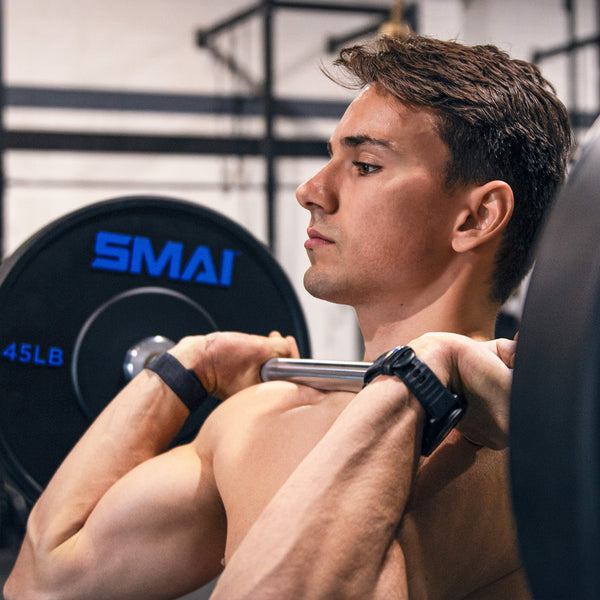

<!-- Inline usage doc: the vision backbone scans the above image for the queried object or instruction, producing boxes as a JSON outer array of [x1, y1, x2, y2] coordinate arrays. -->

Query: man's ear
[[452, 180, 514, 253]]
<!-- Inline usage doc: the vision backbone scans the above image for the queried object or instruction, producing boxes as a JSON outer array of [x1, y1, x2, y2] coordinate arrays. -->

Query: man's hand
[[406, 332, 516, 450], [170, 331, 300, 400]]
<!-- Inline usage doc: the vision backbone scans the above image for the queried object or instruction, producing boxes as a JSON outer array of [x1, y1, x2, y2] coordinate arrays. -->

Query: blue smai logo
[[91, 231, 239, 287]]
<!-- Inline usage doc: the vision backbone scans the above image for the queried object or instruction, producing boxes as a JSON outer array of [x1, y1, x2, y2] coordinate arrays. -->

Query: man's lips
[[305, 229, 333, 249]]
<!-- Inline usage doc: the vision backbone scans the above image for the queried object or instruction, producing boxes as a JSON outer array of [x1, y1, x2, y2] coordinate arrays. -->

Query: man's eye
[[352, 162, 381, 175]]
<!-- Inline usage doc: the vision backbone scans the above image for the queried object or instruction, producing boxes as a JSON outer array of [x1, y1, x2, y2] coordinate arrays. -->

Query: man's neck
[[357, 287, 499, 361]]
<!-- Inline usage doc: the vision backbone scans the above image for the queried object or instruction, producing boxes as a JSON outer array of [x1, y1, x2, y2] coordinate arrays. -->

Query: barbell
[[1, 115, 600, 597]]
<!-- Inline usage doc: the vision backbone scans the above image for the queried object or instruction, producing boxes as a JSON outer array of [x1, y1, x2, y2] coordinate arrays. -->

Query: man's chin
[[303, 271, 350, 305], [303, 270, 333, 301]]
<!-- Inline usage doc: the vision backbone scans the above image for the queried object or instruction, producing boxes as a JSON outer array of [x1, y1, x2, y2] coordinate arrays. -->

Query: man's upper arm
[[8, 441, 226, 600]]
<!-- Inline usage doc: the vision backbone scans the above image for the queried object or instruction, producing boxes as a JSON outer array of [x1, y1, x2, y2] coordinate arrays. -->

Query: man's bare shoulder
[[193, 381, 352, 462], [218, 380, 329, 416], [205, 380, 349, 430], [194, 381, 354, 561]]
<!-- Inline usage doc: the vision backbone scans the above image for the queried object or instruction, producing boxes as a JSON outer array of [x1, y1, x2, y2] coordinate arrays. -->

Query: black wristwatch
[[363, 346, 466, 456]]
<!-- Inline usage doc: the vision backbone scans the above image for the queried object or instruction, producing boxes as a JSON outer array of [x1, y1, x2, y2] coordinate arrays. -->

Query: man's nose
[[296, 164, 338, 214]]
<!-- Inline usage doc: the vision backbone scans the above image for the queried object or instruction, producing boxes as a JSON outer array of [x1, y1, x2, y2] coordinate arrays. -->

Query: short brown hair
[[329, 34, 573, 304]]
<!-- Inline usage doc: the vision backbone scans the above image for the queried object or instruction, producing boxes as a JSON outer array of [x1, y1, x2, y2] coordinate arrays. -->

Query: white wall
[[2, 0, 594, 360]]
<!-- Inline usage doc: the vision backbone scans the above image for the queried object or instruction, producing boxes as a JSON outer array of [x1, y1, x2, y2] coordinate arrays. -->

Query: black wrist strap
[[145, 353, 207, 412]]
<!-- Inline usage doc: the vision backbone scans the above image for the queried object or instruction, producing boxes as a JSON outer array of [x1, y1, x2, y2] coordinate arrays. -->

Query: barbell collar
[[123, 335, 176, 381]]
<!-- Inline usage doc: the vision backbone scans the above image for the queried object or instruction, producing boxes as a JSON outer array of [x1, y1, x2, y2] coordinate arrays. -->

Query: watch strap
[[391, 350, 459, 420], [363, 346, 465, 456], [146, 352, 207, 412]]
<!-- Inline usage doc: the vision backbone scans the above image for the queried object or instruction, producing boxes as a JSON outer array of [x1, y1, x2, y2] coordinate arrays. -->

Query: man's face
[[296, 84, 464, 310]]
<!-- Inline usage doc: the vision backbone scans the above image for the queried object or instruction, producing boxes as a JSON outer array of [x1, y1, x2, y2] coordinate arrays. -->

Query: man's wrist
[[145, 353, 208, 412], [364, 346, 465, 455], [360, 375, 426, 425], [168, 335, 216, 392]]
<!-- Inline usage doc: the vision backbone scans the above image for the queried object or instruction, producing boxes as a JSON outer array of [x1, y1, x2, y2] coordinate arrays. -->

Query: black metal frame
[[196, 1, 418, 250], [533, 32, 600, 62], [3, 130, 329, 156], [531, 0, 600, 127], [0, 1, 418, 258]]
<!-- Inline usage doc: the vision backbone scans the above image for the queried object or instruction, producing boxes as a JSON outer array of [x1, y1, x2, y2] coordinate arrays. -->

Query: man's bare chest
[[211, 385, 354, 562]]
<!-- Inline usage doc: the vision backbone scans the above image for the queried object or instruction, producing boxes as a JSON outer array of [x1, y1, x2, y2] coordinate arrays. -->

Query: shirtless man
[[4, 33, 571, 600]]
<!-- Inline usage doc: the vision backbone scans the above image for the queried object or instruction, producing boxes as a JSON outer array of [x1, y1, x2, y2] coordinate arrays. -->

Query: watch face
[[388, 346, 415, 367]]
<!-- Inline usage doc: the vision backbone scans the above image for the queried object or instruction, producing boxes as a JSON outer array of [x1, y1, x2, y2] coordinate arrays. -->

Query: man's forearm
[[26, 369, 190, 552], [4, 331, 299, 600], [212, 377, 423, 600]]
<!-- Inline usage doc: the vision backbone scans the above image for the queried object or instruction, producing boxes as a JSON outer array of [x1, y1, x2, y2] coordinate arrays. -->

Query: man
[[4, 33, 571, 599], [209, 332, 519, 600]]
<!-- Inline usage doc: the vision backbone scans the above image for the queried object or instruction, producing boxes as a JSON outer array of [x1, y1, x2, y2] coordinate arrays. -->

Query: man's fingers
[[286, 335, 300, 359], [494, 338, 517, 369], [268, 331, 299, 359]]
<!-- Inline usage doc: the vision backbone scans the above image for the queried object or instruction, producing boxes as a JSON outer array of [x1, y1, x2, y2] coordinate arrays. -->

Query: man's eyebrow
[[340, 135, 394, 149], [326, 136, 395, 156]]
